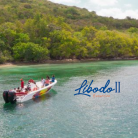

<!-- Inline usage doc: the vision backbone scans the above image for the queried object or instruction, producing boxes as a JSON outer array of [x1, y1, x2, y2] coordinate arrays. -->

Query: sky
[[49, 0, 138, 19]]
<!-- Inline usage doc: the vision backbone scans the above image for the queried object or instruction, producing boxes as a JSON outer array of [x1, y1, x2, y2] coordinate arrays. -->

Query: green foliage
[[128, 27, 138, 33], [13, 42, 49, 62], [65, 8, 79, 15], [15, 33, 30, 44], [86, 40, 100, 57], [0, 39, 5, 51], [0, 0, 138, 63], [49, 30, 79, 59], [96, 31, 134, 58], [100, 26, 108, 30], [65, 8, 80, 19], [81, 26, 97, 41], [0, 52, 6, 63]]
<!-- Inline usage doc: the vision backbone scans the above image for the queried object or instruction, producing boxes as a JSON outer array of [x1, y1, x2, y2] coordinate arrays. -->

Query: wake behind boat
[[3, 79, 57, 104]]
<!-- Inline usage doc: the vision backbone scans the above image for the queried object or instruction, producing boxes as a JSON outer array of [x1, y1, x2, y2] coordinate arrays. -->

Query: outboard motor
[[8, 91, 16, 104], [3, 91, 9, 103]]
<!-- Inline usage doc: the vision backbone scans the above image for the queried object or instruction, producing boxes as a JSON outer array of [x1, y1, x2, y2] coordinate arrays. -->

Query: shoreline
[[0, 57, 138, 67], [0, 63, 17, 68]]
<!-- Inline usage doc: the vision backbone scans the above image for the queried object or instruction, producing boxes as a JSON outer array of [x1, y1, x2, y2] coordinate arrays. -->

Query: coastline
[[0, 57, 137, 67], [0, 63, 17, 68]]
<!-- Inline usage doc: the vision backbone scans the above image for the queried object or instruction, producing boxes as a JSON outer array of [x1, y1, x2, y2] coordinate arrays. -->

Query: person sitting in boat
[[16, 87, 21, 92], [51, 75, 55, 82], [25, 88, 29, 93], [27, 82, 31, 91], [41, 78, 45, 87], [20, 79, 24, 90], [34, 81, 39, 89], [45, 76, 50, 86], [28, 79, 34, 83]]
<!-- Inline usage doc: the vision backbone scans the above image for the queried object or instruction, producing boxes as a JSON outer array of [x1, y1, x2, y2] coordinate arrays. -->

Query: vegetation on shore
[[0, 0, 138, 63]]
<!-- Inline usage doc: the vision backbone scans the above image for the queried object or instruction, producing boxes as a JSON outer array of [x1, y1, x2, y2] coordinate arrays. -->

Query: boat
[[3, 79, 57, 103]]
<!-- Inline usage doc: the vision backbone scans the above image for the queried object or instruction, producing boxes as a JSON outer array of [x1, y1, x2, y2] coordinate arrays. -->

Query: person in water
[[45, 76, 50, 86], [20, 79, 24, 90], [51, 75, 55, 82]]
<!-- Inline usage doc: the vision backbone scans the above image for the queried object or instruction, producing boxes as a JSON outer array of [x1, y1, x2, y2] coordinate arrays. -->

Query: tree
[[81, 26, 97, 41], [128, 27, 138, 33], [13, 42, 49, 62], [96, 30, 133, 58]]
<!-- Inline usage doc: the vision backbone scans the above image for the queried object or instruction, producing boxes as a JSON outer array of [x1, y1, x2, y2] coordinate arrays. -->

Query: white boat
[[3, 79, 57, 103]]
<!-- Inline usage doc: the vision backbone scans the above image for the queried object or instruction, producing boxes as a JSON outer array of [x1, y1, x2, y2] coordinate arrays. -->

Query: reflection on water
[[33, 90, 57, 103], [3, 103, 17, 112]]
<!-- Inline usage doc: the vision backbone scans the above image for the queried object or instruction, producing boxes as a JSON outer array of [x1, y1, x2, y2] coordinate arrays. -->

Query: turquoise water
[[0, 61, 138, 138]]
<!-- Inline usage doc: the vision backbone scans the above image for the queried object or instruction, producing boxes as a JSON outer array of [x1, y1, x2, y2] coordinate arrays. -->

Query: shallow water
[[0, 61, 138, 138]]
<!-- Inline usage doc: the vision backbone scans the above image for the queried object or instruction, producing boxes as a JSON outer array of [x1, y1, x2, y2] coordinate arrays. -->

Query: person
[[41, 78, 45, 87], [28, 79, 34, 83], [16, 87, 21, 92], [46, 76, 50, 80], [20, 79, 24, 90], [34, 81, 39, 89], [51, 75, 55, 82], [45, 76, 50, 86], [13, 88, 16, 92], [27, 82, 31, 91], [25, 88, 29, 93]]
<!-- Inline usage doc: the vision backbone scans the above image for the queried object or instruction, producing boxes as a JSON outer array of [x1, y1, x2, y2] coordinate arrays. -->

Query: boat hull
[[16, 80, 57, 103]]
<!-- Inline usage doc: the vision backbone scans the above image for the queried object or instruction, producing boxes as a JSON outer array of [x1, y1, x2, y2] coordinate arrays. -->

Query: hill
[[0, 0, 138, 63], [0, 0, 138, 30]]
